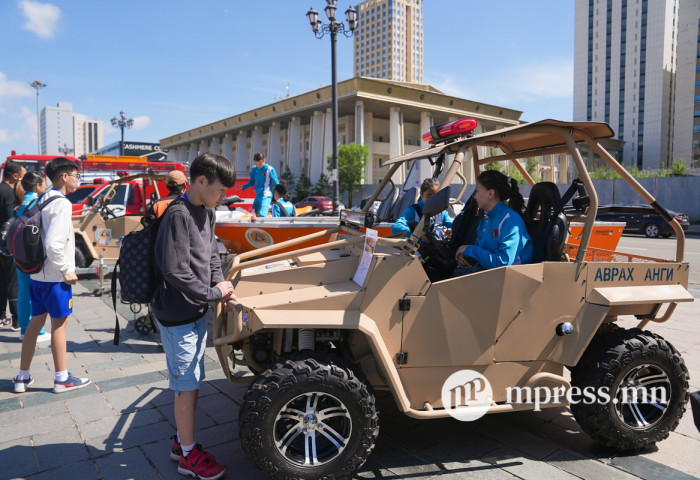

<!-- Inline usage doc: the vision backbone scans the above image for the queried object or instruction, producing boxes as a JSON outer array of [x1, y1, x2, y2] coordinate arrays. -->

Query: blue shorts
[[156, 314, 208, 394], [30, 280, 73, 318]]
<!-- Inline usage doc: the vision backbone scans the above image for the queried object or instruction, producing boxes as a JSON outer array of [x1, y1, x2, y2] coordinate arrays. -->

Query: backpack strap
[[112, 258, 121, 345], [412, 203, 423, 220], [38, 194, 70, 211], [271, 198, 290, 217]]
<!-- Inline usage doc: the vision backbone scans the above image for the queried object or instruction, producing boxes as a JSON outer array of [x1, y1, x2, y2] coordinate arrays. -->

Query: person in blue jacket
[[13, 172, 51, 343], [392, 178, 453, 238], [454, 170, 532, 276], [271, 183, 296, 217], [241, 152, 279, 216]]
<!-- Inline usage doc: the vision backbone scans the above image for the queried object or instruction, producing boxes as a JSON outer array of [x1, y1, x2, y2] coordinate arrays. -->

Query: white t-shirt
[[30, 189, 75, 283]]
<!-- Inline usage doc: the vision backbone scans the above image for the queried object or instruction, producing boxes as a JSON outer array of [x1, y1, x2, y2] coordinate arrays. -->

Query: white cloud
[[131, 115, 151, 131], [19, 1, 61, 39], [426, 58, 573, 107], [0, 72, 33, 98]]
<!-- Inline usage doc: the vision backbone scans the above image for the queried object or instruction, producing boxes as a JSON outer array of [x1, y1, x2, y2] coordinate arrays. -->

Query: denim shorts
[[156, 314, 208, 394]]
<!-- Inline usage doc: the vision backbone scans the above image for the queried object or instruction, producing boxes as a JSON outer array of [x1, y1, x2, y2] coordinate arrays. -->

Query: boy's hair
[[21, 171, 44, 193], [420, 177, 440, 195], [45, 157, 79, 183], [3, 161, 24, 179], [253, 152, 266, 163], [189, 153, 236, 188]]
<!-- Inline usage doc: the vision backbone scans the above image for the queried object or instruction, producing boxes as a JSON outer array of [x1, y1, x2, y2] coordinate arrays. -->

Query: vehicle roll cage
[[219, 120, 686, 329]]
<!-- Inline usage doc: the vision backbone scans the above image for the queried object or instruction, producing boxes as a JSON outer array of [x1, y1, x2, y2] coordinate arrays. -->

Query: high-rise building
[[675, 0, 700, 167], [353, 0, 423, 83], [40, 101, 74, 155], [573, 0, 697, 170], [73, 114, 104, 157]]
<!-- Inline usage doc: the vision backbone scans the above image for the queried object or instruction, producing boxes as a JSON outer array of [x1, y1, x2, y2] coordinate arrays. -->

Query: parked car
[[295, 196, 333, 213], [596, 204, 690, 238]]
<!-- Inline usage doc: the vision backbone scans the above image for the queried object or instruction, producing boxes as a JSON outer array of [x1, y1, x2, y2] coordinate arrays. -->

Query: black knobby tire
[[644, 223, 661, 238], [239, 352, 379, 480], [570, 327, 689, 451], [74, 245, 93, 268]]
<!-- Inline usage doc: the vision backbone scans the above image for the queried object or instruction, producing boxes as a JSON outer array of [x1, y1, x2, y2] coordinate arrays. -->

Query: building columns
[[323, 108, 333, 177], [355, 101, 365, 145], [389, 107, 405, 182], [187, 143, 198, 165], [268, 122, 282, 173], [309, 111, 325, 183], [221, 134, 233, 165], [209, 136, 220, 155], [236, 132, 248, 173], [251, 126, 263, 161], [287, 116, 302, 175], [364, 110, 374, 184]]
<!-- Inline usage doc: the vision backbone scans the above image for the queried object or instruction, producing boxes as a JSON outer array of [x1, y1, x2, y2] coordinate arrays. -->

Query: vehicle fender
[[587, 284, 693, 306], [75, 230, 98, 260]]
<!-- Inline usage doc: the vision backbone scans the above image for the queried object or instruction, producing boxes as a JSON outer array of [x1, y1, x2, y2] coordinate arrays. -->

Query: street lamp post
[[306, 1, 357, 214], [110, 110, 134, 156], [29, 80, 46, 154], [58, 143, 73, 156]]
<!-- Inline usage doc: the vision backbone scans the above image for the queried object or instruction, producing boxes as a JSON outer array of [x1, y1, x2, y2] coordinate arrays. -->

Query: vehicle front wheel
[[644, 223, 661, 238], [239, 353, 379, 480], [74, 245, 93, 268], [570, 328, 689, 451]]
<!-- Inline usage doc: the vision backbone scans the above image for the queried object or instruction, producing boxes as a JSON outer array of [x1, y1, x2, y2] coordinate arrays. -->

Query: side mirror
[[422, 185, 451, 218], [86, 196, 95, 207]]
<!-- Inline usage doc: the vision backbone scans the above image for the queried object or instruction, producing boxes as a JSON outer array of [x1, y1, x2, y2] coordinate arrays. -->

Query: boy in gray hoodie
[[151, 152, 236, 480]]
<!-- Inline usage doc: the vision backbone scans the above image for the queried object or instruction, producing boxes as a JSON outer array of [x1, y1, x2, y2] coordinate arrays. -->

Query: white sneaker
[[13, 376, 34, 393], [36, 331, 51, 343], [53, 373, 91, 393]]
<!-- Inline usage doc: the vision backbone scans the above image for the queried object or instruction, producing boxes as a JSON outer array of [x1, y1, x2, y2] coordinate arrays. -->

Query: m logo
[[441, 369, 493, 421]]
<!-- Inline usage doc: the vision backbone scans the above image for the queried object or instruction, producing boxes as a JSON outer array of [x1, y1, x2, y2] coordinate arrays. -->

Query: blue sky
[[0, 0, 574, 158]]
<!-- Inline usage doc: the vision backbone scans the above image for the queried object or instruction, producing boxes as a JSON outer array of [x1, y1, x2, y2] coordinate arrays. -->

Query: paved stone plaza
[[0, 280, 698, 480]]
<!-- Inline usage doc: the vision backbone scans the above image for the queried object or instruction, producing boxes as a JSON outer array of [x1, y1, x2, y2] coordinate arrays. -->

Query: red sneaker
[[178, 444, 225, 480], [170, 436, 181, 461]]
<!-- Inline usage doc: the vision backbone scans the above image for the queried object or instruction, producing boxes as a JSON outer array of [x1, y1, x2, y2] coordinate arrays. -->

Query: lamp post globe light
[[306, 0, 357, 214], [110, 110, 134, 156], [29, 80, 47, 154]]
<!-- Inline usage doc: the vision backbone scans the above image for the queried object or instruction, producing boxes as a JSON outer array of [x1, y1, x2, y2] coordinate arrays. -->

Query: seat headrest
[[526, 182, 561, 222]]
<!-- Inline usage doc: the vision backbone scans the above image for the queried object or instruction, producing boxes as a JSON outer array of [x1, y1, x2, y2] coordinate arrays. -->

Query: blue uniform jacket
[[272, 199, 296, 217], [463, 201, 532, 269], [391, 199, 453, 236], [242, 164, 279, 198]]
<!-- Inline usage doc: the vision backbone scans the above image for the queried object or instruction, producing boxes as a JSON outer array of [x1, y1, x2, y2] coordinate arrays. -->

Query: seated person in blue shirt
[[454, 170, 532, 276], [392, 178, 453, 238], [271, 183, 296, 217]]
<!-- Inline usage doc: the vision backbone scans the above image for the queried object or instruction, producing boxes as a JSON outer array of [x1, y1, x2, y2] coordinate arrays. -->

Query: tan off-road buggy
[[213, 120, 693, 479]]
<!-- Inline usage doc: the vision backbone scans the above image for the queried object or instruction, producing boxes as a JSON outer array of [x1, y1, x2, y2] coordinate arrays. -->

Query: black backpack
[[6, 196, 68, 273], [111, 197, 184, 345]]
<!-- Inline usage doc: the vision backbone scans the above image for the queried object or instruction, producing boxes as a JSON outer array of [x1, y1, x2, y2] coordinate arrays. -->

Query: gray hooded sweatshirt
[[150, 198, 224, 326]]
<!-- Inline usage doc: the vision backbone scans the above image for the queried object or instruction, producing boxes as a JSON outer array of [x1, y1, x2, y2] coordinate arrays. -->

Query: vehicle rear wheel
[[644, 223, 661, 238], [239, 352, 379, 480], [570, 328, 689, 451]]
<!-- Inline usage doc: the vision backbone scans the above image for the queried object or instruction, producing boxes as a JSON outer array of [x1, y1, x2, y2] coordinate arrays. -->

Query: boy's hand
[[64, 272, 78, 285], [215, 281, 234, 299]]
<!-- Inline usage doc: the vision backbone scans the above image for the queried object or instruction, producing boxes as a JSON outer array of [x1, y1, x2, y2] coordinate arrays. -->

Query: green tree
[[312, 172, 333, 197], [295, 172, 312, 202], [280, 165, 296, 196], [526, 157, 539, 179], [327, 144, 370, 207]]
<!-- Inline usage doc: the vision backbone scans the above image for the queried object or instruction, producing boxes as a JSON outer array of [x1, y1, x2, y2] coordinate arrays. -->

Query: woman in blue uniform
[[271, 183, 296, 217], [241, 153, 279, 216], [392, 178, 453, 237], [454, 170, 532, 276]]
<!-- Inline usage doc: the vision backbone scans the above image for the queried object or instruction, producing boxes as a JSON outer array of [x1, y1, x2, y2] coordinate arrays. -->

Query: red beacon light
[[422, 118, 478, 144], [93, 178, 106, 184]]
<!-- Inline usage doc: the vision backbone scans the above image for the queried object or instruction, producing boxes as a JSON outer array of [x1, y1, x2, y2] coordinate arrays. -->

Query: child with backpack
[[240, 152, 279, 216], [150, 152, 236, 480], [392, 177, 453, 237], [13, 157, 90, 394], [14, 172, 50, 343]]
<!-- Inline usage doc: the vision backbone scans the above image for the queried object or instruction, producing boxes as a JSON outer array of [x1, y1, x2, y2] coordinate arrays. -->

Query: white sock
[[55, 370, 68, 382], [17, 369, 30, 380], [181, 442, 196, 458]]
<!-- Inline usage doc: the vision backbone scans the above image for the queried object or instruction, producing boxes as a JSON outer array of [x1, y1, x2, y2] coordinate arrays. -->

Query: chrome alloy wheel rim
[[273, 391, 352, 466], [614, 364, 671, 430]]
